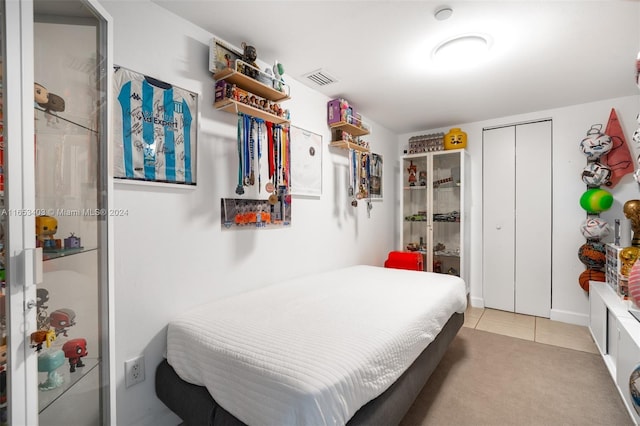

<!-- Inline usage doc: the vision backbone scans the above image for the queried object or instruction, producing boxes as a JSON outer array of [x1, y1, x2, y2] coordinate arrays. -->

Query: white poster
[[290, 126, 322, 196]]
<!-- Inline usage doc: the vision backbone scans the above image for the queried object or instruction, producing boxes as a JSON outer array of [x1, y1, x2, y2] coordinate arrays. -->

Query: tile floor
[[463, 305, 599, 354]]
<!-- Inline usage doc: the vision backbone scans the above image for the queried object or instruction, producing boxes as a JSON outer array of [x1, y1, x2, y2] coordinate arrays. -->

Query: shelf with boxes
[[327, 98, 370, 152], [214, 59, 291, 124]]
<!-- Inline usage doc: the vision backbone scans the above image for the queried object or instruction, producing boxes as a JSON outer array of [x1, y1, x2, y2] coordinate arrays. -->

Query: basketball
[[578, 268, 605, 292], [580, 217, 610, 241], [578, 242, 606, 269], [580, 188, 613, 213], [581, 162, 612, 187]]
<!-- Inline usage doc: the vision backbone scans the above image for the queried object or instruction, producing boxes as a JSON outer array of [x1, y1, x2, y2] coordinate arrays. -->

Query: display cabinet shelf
[[329, 121, 369, 137], [38, 357, 99, 413], [329, 141, 369, 152], [213, 67, 290, 102], [213, 99, 290, 124], [42, 246, 97, 261]]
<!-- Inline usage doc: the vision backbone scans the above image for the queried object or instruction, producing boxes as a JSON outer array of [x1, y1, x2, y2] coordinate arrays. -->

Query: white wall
[[399, 95, 640, 326], [101, 1, 398, 424]]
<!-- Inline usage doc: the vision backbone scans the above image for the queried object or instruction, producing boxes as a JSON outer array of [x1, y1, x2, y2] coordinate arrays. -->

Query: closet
[[482, 120, 552, 317]]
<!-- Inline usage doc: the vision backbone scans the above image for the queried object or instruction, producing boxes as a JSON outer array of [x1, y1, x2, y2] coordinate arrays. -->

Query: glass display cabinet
[[33, 1, 111, 424], [401, 149, 469, 286], [0, 0, 111, 424]]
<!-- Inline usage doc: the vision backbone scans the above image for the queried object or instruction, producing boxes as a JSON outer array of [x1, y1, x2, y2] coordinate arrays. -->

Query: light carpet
[[400, 327, 632, 426]]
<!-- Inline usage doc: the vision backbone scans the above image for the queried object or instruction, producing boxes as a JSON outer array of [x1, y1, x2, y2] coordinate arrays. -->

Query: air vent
[[303, 69, 338, 86]]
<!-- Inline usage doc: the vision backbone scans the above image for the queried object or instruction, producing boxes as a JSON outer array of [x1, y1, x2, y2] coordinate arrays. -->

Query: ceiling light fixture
[[434, 6, 453, 21], [432, 34, 491, 66]]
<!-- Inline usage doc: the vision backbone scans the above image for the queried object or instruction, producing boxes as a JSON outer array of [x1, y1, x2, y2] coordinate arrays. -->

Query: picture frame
[[209, 37, 242, 74], [370, 152, 383, 199], [290, 126, 323, 197], [112, 66, 198, 186]]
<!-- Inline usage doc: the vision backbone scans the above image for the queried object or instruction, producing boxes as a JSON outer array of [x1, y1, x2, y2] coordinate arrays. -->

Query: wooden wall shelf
[[329, 121, 370, 137], [329, 141, 369, 152], [214, 99, 290, 124], [213, 68, 290, 102]]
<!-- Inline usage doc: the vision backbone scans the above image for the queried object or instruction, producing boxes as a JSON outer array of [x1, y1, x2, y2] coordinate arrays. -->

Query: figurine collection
[[30, 285, 87, 391], [215, 79, 289, 120]]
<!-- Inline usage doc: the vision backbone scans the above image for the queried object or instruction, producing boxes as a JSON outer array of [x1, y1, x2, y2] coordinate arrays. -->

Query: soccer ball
[[581, 162, 612, 187], [580, 217, 610, 241], [579, 125, 613, 160]]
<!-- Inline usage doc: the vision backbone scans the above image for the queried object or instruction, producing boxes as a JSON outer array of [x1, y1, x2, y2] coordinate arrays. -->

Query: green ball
[[580, 188, 613, 213]]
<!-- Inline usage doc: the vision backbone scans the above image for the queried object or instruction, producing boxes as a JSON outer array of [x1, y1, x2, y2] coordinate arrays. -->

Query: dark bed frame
[[156, 312, 464, 426]]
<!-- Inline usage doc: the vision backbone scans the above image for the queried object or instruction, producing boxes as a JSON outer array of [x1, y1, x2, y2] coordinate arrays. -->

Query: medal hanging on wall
[[349, 149, 358, 207], [235, 113, 245, 195], [266, 122, 278, 205]]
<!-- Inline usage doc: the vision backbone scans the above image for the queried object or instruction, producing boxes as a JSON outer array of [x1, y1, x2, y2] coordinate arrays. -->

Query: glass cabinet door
[[431, 151, 462, 276], [402, 150, 466, 278], [402, 155, 429, 269], [32, 0, 110, 424]]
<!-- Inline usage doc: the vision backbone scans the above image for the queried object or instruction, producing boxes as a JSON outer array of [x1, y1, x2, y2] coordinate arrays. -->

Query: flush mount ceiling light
[[432, 34, 491, 66], [434, 6, 453, 21]]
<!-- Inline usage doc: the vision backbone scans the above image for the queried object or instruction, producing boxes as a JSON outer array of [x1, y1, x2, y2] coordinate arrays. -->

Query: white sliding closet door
[[483, 126, 516, 312], [483, 120, 552, 317]]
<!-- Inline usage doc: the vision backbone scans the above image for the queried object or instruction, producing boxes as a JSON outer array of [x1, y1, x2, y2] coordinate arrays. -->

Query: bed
[[156, 265, 467, 426]]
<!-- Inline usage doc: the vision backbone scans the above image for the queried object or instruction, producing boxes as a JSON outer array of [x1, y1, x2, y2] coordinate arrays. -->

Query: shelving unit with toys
[[327, 98, 371, 152], [213, 59, 291, 124], [210, 39, 293, 228]]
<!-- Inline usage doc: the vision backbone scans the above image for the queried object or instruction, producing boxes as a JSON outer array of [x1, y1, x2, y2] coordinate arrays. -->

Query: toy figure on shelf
[[49, 308, 76, 337], [37, 90, 65, 113], [63, 233, 81, 249], [62, 338, 87, 373], [419, 171, 427, 186], [38, 349, 65, 391], [407, 161, 417, 186], [30, 329, 56, 353], [240, 42, 259, 79], [273, 60, 285, 92], [35, 215, 61, 250], [36, 288, 50, 330], [34, 83, 48, 105]]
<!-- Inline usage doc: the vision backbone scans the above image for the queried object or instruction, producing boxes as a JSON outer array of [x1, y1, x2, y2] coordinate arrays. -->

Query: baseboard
[[550, 308, 589, 326], [469, 296, 484, 308], [468, 299, 589, 327]]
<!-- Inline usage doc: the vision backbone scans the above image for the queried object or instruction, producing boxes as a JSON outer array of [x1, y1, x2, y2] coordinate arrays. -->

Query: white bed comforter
[[167, 265, 466, 426]]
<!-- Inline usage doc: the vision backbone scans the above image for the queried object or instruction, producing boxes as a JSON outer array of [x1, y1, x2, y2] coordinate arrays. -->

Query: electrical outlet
[[125, 355, 145, 388]]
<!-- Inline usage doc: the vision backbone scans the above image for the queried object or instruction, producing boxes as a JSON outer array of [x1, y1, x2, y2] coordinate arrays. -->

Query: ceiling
[[152, 0, 640, 134]]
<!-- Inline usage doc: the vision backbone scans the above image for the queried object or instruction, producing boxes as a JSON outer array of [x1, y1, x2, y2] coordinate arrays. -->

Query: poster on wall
[[370, 152, 383, 200], [290, 126, 322, 196], [112, 66, 198, 186], [208, 37, 242, 74]]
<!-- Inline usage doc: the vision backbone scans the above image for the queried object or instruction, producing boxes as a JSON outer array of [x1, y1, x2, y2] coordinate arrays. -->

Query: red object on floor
[[384, 251, 424, 271]]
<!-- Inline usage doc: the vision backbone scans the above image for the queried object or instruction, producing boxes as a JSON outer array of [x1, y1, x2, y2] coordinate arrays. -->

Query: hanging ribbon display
[[233, 113, 290, 215]]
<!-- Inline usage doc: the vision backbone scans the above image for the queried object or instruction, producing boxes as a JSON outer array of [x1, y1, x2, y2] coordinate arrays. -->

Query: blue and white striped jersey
[[114, 67, 196, 184]]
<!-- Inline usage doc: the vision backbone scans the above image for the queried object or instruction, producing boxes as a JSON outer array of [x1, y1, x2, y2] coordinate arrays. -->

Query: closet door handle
[[496, 225, 502, 230]]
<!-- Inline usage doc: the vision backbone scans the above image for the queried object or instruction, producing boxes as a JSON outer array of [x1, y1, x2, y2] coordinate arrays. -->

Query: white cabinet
[[401, 149, 470, 286], [589, 282, 640, 424], [482, 120, 552, 317]]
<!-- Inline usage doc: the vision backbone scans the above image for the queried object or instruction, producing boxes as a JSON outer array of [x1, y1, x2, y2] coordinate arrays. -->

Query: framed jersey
[[113, 66, 198, 185]]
